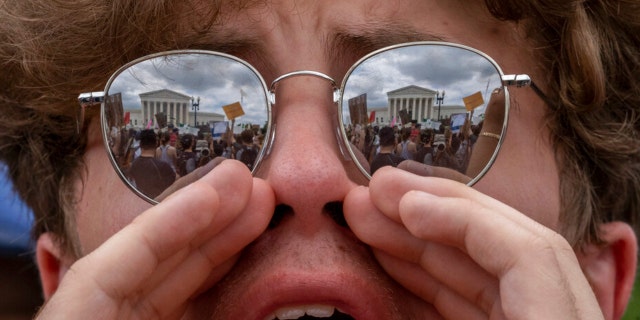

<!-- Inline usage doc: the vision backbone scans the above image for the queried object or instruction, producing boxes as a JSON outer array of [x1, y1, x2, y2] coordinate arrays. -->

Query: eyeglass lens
[[340, 44, 507, 184], [102, 44, 507, 203]]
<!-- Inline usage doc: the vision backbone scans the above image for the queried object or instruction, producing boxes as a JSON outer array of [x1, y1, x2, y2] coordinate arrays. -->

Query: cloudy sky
[[107, 52, 270, 126], [341, 44, 504, 122], [106, 44, 504, 128]]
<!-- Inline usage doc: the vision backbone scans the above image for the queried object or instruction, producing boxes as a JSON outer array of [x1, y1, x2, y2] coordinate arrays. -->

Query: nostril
[[323, 202, 348, 228], [268, 204, 293, 229]]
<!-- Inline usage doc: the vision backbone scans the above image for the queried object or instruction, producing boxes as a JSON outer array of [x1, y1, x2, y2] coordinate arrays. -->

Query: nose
[[256, 73, 365, 230]]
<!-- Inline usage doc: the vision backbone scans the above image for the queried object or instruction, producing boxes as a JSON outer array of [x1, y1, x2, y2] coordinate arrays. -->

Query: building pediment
[[139, 89, 192, 101], [387, 85, 436, 97]]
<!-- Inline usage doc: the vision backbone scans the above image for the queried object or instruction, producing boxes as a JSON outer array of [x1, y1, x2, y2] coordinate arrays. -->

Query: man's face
[[75, 0, 560, 318]]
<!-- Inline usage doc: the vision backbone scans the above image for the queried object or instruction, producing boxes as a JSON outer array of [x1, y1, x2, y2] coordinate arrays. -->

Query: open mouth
[[264, 305, 355, 320]]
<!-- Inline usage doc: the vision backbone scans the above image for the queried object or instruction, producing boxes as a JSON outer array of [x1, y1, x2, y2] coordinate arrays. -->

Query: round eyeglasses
[[78, 42, 547, 204]]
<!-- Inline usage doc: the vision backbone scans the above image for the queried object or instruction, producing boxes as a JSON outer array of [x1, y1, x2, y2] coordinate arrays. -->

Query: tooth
[[275, 307, 305, 319], [271, 305, 336, 319], [306, 305, 335, 318]]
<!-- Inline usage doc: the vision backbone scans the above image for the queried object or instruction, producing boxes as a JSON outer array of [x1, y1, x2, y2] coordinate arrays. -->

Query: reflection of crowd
[[107, 125, 264, 199], [349, 118, 484, 177]]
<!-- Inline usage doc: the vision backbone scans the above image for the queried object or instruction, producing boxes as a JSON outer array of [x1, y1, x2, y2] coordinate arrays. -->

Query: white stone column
[[142, 101, 147, 124], [185, 102, 189, 126], [151, 101, 156, 125], [412, 98, 417, 121], [393, 98, 398, 123], [170, 102, 175, 125]]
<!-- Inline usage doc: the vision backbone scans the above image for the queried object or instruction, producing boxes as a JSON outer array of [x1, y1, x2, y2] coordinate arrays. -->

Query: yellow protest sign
[[463, 91, 484, 111], [222, 101, 245, 120]]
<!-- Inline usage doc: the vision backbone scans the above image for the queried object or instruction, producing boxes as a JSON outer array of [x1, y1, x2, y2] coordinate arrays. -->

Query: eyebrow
[[329, 22, 449, 62], [186, 22, 449, 78]]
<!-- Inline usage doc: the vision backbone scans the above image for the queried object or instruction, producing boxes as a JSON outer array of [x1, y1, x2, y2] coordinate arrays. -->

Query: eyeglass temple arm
[[78, 91, 105, 106], [502, 74, 553, 107], [76, 91, 105, 133]]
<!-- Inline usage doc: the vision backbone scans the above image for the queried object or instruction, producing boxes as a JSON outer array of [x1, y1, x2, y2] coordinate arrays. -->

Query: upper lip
[[226, 269, 395, 319]]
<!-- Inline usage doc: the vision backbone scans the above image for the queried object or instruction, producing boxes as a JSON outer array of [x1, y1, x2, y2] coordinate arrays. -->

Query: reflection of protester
[[414, 130, 434, 165], [370, 126, 405, 175], [155, 131, 177, 174], [177, 134, 197, 176], [433, 142, 456, 170], [395, 128, 416, 160], [236, 129, 258, 169], [350, 124, 365, 153], [128, 129, 175, 198], [169, 128, 178, 147], [453, 117, 474, 174], [409, 120, 419, 142], [197, 148, 212, 167]]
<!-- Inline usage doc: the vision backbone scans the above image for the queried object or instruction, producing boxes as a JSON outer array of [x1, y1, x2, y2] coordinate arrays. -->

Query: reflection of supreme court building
[[367, 85, 467, 125], [126, 89, 224, 127]]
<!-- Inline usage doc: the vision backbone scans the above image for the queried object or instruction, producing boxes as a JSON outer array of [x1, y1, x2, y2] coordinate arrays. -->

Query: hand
[[397, 160, 471, 184], [156, 156, 226, 201], [344, 167, 604, 319], [37, 160, 275, 319]]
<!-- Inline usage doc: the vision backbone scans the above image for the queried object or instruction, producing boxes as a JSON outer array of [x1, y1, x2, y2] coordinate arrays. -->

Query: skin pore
[[34, 0, 636, 319]]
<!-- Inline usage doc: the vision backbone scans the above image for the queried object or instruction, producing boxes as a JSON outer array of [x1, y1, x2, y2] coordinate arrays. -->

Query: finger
[[141, 165, 274, 316], [156, 157, 226, 201], [195, 177, 275, 290], [84, 161, 250, 300], [84, 180, 221, 298], [369, 167, 509, 223], [374, 250, 488, 320], [398, 189, 548, 275], [193, 160, 256, 238], [396, 160, 471, 184], [130, 160, 256, 298], [344, 186, 425, 260], [345, 186, 499, 315], [398, 190, 598, 319]]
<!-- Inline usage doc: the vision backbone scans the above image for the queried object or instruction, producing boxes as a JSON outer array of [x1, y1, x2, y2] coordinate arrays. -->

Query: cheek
[[74, 143, 152, 254], [474, 94, 560, 230]]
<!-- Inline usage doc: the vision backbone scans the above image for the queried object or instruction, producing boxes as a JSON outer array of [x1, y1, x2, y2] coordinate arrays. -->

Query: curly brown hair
[[0, 0, 638, 256]]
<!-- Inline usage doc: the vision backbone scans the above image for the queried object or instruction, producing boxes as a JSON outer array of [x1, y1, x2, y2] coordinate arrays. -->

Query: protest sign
[[463, 91, 484, 111], [211, 121, 229, 138], [348, 93, 367, 125], [222, 102, 245, 120], [450, 113, 468, 133]]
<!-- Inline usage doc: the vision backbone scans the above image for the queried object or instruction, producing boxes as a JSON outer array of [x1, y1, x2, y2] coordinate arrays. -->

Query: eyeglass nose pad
[[260, 121, 277, 160]]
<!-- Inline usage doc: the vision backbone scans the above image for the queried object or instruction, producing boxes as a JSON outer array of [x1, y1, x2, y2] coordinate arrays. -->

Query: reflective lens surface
[[340, 43, 509, 185], [102, 51, 270, 202]]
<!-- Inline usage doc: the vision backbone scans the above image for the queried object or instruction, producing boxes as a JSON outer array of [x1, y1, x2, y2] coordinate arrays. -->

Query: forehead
[[177, 0, 527, 85], [187, 0, 505, 53]]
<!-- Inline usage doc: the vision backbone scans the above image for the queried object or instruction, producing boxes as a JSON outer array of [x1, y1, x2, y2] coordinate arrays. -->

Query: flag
[[390, 116, 396, 127], [240, 88, 247, 103], [368, 110, 376, 124], [124, 112, 130, 125], [146, 119, 153, 129]]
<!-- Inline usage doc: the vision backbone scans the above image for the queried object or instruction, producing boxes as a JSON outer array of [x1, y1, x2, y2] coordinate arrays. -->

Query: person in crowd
[[370, 126, 406, 175], [396, 127, 417, 161], [235, 129, 258, 169], [415, 129, 434, 165], [127, 129, 176, 199], [155, 131, 178, 174], [177, 134, 197, 177], [0, 1, 638, 319]]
